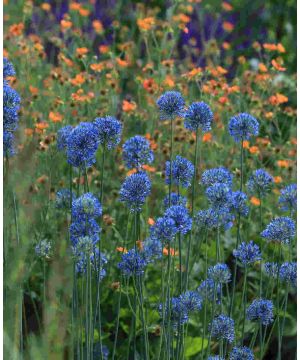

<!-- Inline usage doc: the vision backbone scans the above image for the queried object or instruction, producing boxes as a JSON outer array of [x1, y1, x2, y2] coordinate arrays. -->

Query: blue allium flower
[[208, 263, 231, 284], [142, 237, 162, 263], [122, 135, 154, 169], [94, 116, 122, 149], [55, 189, 74, 210], [119, 172, 151, 212], [179, 291, 203, 312], [278, 184, 297, 212], [3, 131, 15, 157], [74, 248, 107, 278], [165, 155, 194, 188], [150, 216, 177, 243], [246, 299, 274, 326], [156, 91, 185, 120], [164, 205, 192, 234], [228, 113, 259, 142], [231, 191, 249, 216], [163, 193, 187, 209], [261, 217, 296, 245], [4, 84, 21, 131], [72, 193, 102, 220], [197, 279, 221, 304], [66, 122, 100, 168], [184, 101, 213, 132], [229, 346, 254, 360], [74, 236, 95, 255], [210, 314, 235, 343], [279, 262, 297, 287], [208, 357, 225, 360], [246, 169, 273, 197], [233, 241, 261, 265], [201, 167, 233, 188], [3, 83, 21, 109], [3, 57, 16, 78], [264, 262, 279, 278], [93, 343, 109, 360], [35, 240, 51, 258], [57, 125, 73, 152], [70, 219, 101, 246], [118, 249, 147, 276], [195, 207, 234, 231], [206, 183, 233, 210]]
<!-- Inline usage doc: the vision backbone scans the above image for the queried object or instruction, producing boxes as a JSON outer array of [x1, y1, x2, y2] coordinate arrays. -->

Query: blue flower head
[[159, 297, 188, 327], [233, 241, 261, 266], [201, 167, 233, 188], [228, 113, 259, 142], [230, 347, 254, 360], [69, 218, 101, 246], [150, 216, 177, 243], [94, 116, 122, 150], [57, 125, 73, 152], [55, 189, 74, 210], [118, 249, 147, 276], [165, 155, 194, 188], [179, 291, 203, 312], [210, 314, 235, 343], [261, 217, 296, 245], [208, 263, 231, 284], [74, 247, 107, 278], [163, 193, 187, 210], [197, 279, 221, 304], [247, 169, 273, 197], [3, 57, 16, 78], [278, 184, 297, 213], [246, 299, 274, 326], [231, 191, 249, 217], [142, 237, 162, 263], [279, 262, 297, 287], [72, 193, 102, 220], [264, 262, 279, 278], [164, 205, 192, 234], [122, 135, 154, 169], [35, 240, 51, 258], [195, 207, 234, 231], [3, 131, 15, 157], [206, 183, 233, 210], [4, 84, 21, 131], [119, 171, 151, 212], [208, 357, 225, 360], [3, 83, 21, 109], [184, 101, 213, 132], [156, 91, 185, 120], [66, 122, 100, 168]]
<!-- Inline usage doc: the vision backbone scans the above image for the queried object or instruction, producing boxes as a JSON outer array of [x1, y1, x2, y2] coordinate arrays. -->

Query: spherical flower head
[[246, 169, 273, 197], [210, 314, 235, 343], [278, 184, 297, 213], [70, 218, 100, 246], [122, 135, 154, 169], [55, 189, 74, 210], [246, 299, 274, 326], [150, 216, 177, 243], [118, 249, 147, 276], [165, 155, 194, 188], [163, 193, 187, 210], [74, 248, 107, 278], [228, 113, 259, 142], [142, 237, 162, 263], [195, 207, 234, 231], [233, 241, 261, 266], [3, 57, 16, 78], [279, 262, 297, 287], [231, 191, 249, 217], [74, 236, 95, 255], [57, 125, 73, 152], [206, 183, 233, 210], [94, 116, 122, 150], [72, 193, 102, 220], [156, 91, 185, 120], [261, 217, 296, 245], [3, 83, 21, 109], [208, 357, 225, 360], [201, 167, 233, 188], [229, 346, 254, 360], [164, 205, 192, 235], [208, 263, 231, 284], [3, 131, 15, 157], [179, 290, 203, 312], [119, 171, 151, 212], [66, 122, 100, 168], [184, 101, 213, 133], [197, 279, 221, 304], [264, 262, 279, 278], [35, 240, 51, 258], [159, 297, 188, 327], [4, 106, 19, 132]]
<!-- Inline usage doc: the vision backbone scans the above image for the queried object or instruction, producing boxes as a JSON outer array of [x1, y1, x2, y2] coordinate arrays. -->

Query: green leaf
[[184, 336, 208, 357]]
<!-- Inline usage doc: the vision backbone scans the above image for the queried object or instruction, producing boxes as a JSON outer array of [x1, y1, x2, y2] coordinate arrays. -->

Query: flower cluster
[[208, 263, 231, 284], [163, 193, 187, 209], [278, 184, 297, 213], [156, 91, 185, 120], [94, 116, 122, 150], [247, 169, 273, 197], [184, 101, 213, 133], [261, 217, 296, 245], [210, 314, 235, 343], [118, 249, 147, 276], [55, 189, 75, 210], [122, 135, 154, 169], [246, 298, 274, 326], [228, 113, 259, 142], [233, 241, 261, 265], [164, 205, 192, 234], [229, 347, 254, 360], [35, 240, 52, 258], [197, 279, 221, 304], [201, 167, 233, 188], [165, 155, 194, 188], [279, 262, 297, 287]]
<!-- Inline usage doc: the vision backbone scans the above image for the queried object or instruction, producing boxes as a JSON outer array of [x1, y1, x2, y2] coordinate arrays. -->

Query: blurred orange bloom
[[182, 67, 202, 80], [277, 160, 289, 168], [271, 59, 286, 72], [250, 197, 261, 206], [99, 45, 109, 53], [90, 63, 105, 72], [116, 247, 128, 253], [202, 133, 212, 142], [258, 63, 268, 73], [269, 93, 288, 105], [76, 47, 89, 56], [273, 176, 283, 183], [249, 146, 259, 154], [148, 218, 155, 226], [49, 112, 63, 123], [222, 21, 234, 32], [242, 141, 249, 149], [142, 165, 156, 172], [163, 247, 179, 256], [137, 17, 155, 31], [70, 73, 85, 86], [9, 23, 24, 36], [41, 3, 51, 11], [222, 2, 233, 11], [122, 100, 137, 112], [60, 19, 72, 31], [116, 58, 129, 67], [92, 20, 103, 33], [29, 86, 39, 96]]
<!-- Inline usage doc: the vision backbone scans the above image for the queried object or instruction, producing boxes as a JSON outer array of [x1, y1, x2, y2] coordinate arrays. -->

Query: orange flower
[[122, 100, 137, 112], [136, 240, 144, 251], [90, 63, 105, 72], [249, 146, 259, 154], [258, 63, 268, 73], [273, 176, 282, 183], [242, 140, 249, 149], [148, 218, 155, 226], [202, 132, 212, 142], [164, 75, 175, 87], [142, 165, 156, 172], [70, 73, 85, 86], [222, 42, 231, 50], [277, 160, 289, 168], [76, 47, 89, 56], [250, 197, 261, 206], [182, 67, 202, 80], [49, 111, 63, 123], [126, 169, 137, 176], [78, 7, 90, 16], [222, 2, 233, 11], [92, 20, 103, 33], [277, 43, 286, 53], [137, 17, 155, 31], [99, 45, 109, 53], [216, 66, 228, 75], [265, 112, 273, 119], [263, 43, 278, 51], [116, 58, 129, 67], [9, 23, 24, 36], [35, 122, 49, 131], [41, 3, 51, 11], [269, 93, 288, 105], [271, 59, 286, 72], [143, 78, 158, 93], [218, 96, 228, 104], [256, 138, 271, 146], [163, 247, 179, 256], [70, 2, 81, 10], [29, 86, 39, 96], [24, 128, 34, 136], [116, 247, 128, 253], [222, 21, 234, 32], [60, 19, 72, 31]]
